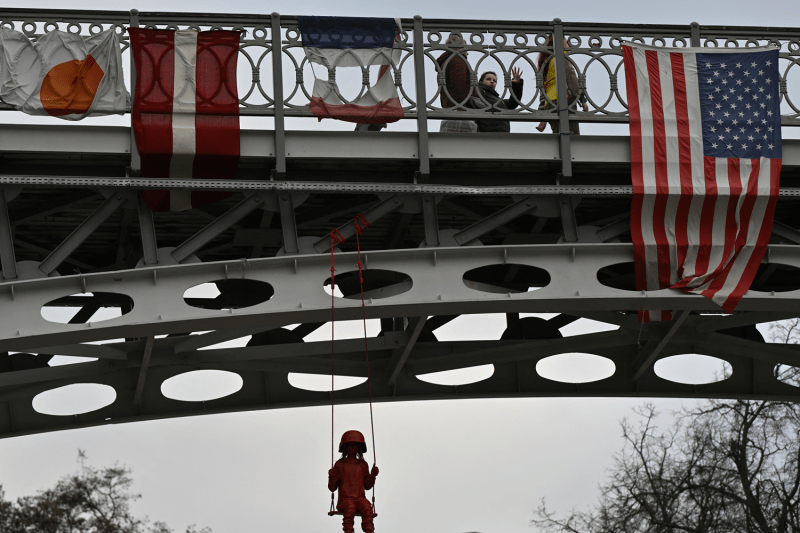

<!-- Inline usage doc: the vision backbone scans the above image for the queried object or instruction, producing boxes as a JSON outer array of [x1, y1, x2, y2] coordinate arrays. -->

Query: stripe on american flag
[[623, 43, 781, 321]]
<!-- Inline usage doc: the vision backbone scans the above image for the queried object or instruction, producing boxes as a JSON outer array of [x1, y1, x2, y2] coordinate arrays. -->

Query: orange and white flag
[[0, 27, 128, 120]]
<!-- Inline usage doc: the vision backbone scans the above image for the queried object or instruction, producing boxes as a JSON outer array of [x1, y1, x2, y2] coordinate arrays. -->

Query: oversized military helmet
[[339, 430, 367, 453]]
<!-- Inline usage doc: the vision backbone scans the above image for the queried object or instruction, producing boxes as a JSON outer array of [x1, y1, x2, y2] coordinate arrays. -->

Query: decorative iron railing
[[1, 9, 799, 126]]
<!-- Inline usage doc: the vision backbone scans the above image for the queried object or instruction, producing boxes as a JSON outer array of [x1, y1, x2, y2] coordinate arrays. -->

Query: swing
[[327, 216, 378, 519]]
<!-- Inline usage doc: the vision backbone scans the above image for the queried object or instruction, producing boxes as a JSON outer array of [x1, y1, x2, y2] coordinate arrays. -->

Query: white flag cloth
[[0, 27, 128, 120]]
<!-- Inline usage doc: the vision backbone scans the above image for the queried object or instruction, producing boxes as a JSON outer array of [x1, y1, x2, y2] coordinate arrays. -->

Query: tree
[[533, 321, 800, 533], [0, 453, 211, 533]]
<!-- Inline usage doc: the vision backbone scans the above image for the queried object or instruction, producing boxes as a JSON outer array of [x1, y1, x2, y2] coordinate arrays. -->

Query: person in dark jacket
[[437, 34, 477, 132], [467, 68, 524, 133]]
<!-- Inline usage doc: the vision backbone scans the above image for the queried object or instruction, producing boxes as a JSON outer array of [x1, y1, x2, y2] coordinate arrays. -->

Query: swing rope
[[354, 214, 377, 468], [329, 228, 345, 514], [329, 218, 378, 515], [353, 214, 377, 514]]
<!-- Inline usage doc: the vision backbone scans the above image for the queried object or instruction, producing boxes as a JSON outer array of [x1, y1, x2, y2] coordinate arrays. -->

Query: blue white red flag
[[623, 43, 782, 320], [298, 16, 403, 124]]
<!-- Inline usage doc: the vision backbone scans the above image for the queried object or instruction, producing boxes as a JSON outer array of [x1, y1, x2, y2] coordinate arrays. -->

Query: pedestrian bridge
[[1, 9, 800, 439]]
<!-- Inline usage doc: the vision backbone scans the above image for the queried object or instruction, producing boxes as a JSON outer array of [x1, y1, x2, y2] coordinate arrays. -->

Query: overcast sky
[[1, 1, 797, 532]]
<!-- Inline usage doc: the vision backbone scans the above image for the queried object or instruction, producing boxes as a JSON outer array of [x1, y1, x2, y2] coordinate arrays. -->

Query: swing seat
[[328, 511, 378, 517]]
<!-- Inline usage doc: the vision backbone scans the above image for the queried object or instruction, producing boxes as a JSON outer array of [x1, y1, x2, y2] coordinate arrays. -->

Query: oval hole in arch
[[597, 262, 636, 291], [654, 354, 732, 384], [183, 279, 274, 310], [41, 292, 133, 324], [462, 263, 550, 294], [288, 373, 367, 392], [416, 364, 494, 386], [33, 383, 116, 416], [324, 269, 412, 300], [161, 370, 243, 402], [536, 353, 615, 383], [775, 364, 800, 387]]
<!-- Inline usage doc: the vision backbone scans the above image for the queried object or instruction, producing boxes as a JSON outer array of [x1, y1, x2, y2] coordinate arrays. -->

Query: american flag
[[623, 43, 782, 321]]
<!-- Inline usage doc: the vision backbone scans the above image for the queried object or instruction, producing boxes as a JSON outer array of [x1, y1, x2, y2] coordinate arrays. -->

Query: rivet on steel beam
[[772, 291, 776, 296], [576, 291, 581, 296], [229, 308, 234, 314], [299, 303, 303, 308], [369, 298, 373, 304], [15, 330, 20, 336]]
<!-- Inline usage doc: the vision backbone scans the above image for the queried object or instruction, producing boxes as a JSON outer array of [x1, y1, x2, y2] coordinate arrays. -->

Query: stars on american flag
[[699, 51, 781, 159]]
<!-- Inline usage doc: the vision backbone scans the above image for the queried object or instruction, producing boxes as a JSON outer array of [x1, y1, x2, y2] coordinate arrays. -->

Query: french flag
[[298, 16, 404, 124], [129, 28, 241, 212]]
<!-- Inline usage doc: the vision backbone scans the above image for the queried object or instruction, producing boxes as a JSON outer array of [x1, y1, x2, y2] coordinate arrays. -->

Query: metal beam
[[0, 189, 16, 280], [412, 329, 636, 375], [313, 195, 405, 253], [9, 192, 101, 227], [270, 12, 286, 178], [412, 15, 430, 177], [384, 212, 413, 249], [172, 325, 281, 354], [700, 333, 800, 365], [453, 196, 536, 245], [290, 322, 325, 339], [38, 190, 127, 275], [631, 310, 691, 381], [33, 343, 127, 360], [297, 199, 375, 230], [278, 193, 298, 254], [771, 221, 800, 244], [558, 194, 579, 242], [422, 195, 439, 246], [134, 335, 153, 411], [0, 361, 103, 388], [597, 216, 631, 242], [552, 18, 573, 184], [250, 210, 274, 258], [68, 303, 101, 324], [387, 316, 428, 386], [136, 193, 158, 266], [129, 9, 141, 174], [174, 336, 403, 365], [171, 192, 265, 263], [695, 312, 799, 332], [14, 238, 96, 272]]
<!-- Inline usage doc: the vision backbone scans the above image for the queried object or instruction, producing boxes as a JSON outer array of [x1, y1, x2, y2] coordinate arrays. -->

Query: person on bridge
[[468, 68, 525, 132], [328, 430, 379, 533], [437, 34, 477, 133], [536, 34, 588, 134]]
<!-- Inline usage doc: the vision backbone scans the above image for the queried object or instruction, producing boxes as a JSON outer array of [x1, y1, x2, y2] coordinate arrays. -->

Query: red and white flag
[[623, 43, 782, 321], [129, 28, 241, 212]]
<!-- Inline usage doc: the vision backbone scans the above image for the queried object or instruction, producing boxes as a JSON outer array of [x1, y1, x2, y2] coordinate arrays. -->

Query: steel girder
[[1, 243, 800, 439]]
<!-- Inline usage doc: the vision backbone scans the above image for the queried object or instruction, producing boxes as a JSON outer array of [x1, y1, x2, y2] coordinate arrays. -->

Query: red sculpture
[[328, 430, 379, 533]]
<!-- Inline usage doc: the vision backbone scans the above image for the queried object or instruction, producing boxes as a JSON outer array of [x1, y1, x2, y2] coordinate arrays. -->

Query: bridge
[[1, 9, 800, 439]]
